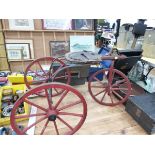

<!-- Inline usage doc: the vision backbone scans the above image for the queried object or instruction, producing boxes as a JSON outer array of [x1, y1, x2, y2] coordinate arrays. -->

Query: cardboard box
[[0, 84, 29, 126]]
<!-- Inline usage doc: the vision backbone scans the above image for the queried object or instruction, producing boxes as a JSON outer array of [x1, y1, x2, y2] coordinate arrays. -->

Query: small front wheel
[[88, 68, 131, 106]]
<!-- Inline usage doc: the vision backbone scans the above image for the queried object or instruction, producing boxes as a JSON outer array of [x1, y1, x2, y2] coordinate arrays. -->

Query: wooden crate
[[125, 93, 155, 134], [0, 58, 9, 70], [0, 45, 6, 57]]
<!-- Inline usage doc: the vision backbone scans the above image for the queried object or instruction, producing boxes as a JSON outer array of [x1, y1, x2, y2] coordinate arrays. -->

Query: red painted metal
[[10, 83, 87, 135], [53, 121, 59, 135], [88, 68, 131, 106], [40, 119, 49, 135], [24, 57, 71, 97], [14, 113, 46, 119]]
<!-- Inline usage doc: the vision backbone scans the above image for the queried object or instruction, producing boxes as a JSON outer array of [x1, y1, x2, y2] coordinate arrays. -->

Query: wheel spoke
[[100, 91, 107, 102], [24, 99, 47, 112], [112, 90, 123, 99], [54, 90, 69, 109], [91, 85, 106, 88], [53, 121, 59, 135], [93, 77, 105, 86], [22, 115, 47, 134], [112, 79, 126, 87], [29, 69, 44, 77], [57, 116, 73, 131], [59, 112, 83, 117], [94, 89, 106, 97], [37, 61, 48, 76], [40, 119, 49, 135], [54, 88, 59, 94], [54, 65, 64, 75], [44, 89, 53, 109], [109, 93, 114, 105], [112, 87, 128, 91], [108, 70, 115, 85], [15, 113, 46, 119], [58, 100, 82, 111]]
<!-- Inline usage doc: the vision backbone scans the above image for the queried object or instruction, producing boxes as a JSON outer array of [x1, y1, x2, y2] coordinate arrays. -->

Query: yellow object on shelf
[[7, 74, 33, 84], [0, 84, 29, 126]]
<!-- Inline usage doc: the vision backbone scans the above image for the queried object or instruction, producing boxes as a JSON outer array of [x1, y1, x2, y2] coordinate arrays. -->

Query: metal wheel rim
[[88, 68, 131, 106], [11, 82, 87, 135], [24, 57, 71, 97]]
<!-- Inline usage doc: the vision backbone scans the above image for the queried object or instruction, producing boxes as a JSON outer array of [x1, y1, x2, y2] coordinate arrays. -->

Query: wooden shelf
[[8, 59, 34, 62], [3, 29, 95, 33]]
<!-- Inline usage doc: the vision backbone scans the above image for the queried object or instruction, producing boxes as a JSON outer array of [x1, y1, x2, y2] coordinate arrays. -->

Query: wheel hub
[[47, 110, 58, 121], [48, 114, 57, 121]]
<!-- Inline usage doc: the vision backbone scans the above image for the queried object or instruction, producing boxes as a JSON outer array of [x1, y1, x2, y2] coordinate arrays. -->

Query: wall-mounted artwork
[[5, 40, 34, 60], [42, 19, 72, 30], [50, 41, 69, 58], [72, 19, 94, 30], [6, 43, 31, 60], [8, 19, 34, 30], [70, 36, 95, 52]]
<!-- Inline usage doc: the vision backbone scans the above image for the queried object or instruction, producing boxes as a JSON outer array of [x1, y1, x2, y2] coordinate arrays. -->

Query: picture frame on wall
[[8, 19, 34, 30], [6, 43, 31, 60], [70, 36, 95, 52], [72, 19, 94, 30], [50, 41, 70, 58], [5, 39, 34, 59], [42, 19, 72, 30]]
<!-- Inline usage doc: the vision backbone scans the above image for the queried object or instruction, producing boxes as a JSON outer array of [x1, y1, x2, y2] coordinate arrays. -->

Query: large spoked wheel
[[10, 83, 87, 135], [88, 68, 131, 106], [24, 57, 71, 97]]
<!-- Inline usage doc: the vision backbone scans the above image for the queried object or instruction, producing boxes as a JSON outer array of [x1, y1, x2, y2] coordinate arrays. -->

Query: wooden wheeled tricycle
[[10, 51, 137, 135]]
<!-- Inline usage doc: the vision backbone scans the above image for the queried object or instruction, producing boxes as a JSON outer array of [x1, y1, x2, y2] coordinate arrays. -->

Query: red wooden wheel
[[88, 68, 131, 106], [10, 83, 87, 135], [24, 57, 71, 96]]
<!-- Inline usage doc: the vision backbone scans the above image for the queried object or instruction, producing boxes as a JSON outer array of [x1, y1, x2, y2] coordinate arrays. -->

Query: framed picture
[[42, 19, 72, 30], [5, 40, 34, 59], [50, 41, 69, 58], [70, 36, 95, 52], [8, 19, 34, 30], [6, 43, 31, 60], [72, 19, 94, 30]]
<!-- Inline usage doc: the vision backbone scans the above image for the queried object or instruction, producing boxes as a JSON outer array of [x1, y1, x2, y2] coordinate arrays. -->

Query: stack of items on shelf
[[0, 71, 11, 86], [1, 88, 25, 118], [0, 84, 29, 126], [0, 125, 24, 135]]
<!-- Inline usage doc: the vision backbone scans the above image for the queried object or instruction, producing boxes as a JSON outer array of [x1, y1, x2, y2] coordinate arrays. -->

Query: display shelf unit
[[3, 29, 95, 33], [1, 19, 95, 72], [0, 20, 10, 71], [8, 59, 35, 62]]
